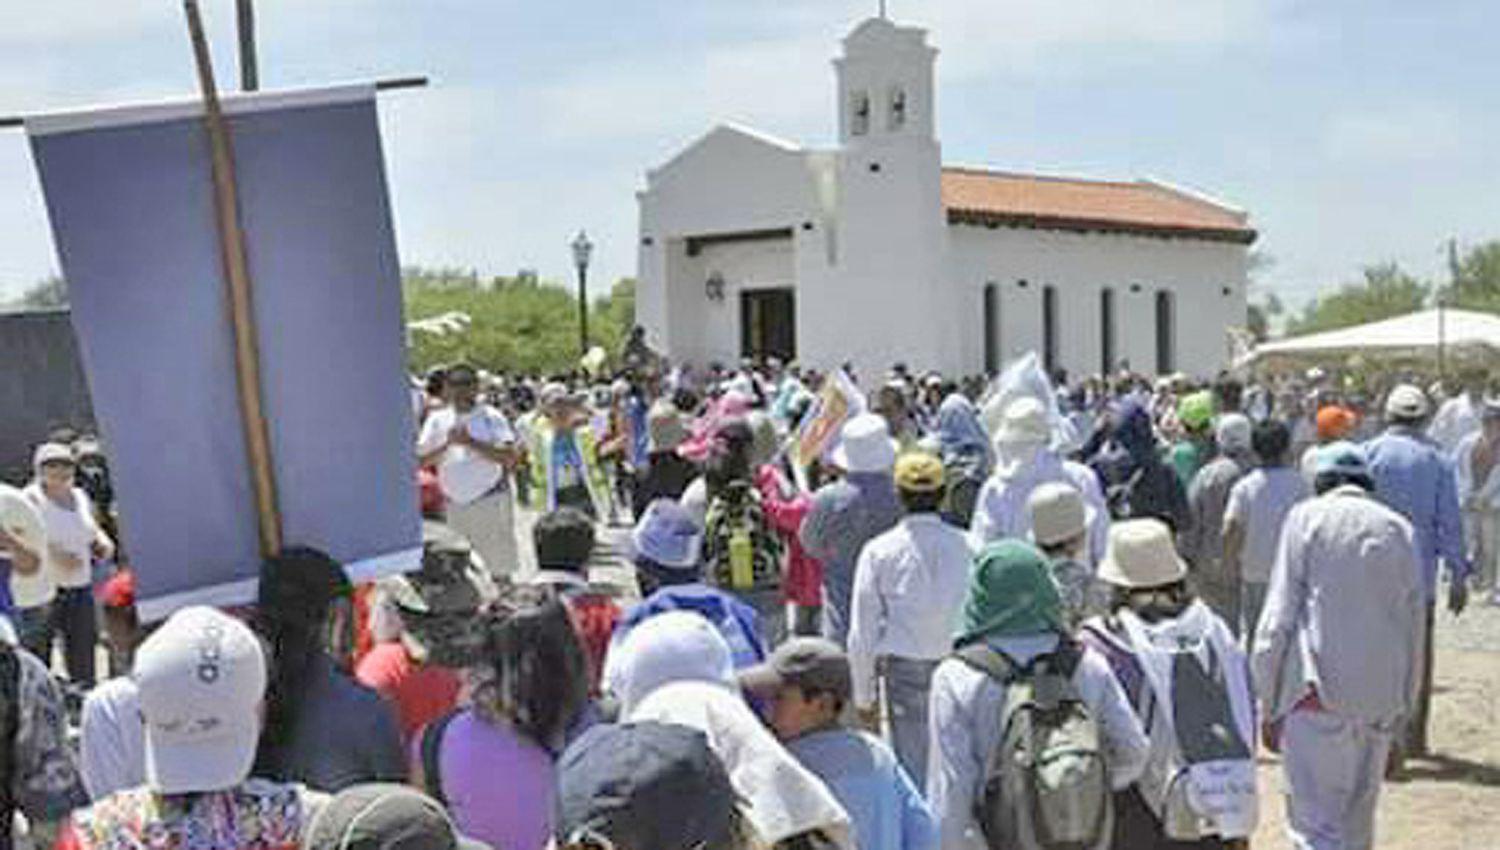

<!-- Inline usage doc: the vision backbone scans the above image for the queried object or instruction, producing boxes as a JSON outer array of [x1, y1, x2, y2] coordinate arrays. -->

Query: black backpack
[[702, 480, 782, 593]]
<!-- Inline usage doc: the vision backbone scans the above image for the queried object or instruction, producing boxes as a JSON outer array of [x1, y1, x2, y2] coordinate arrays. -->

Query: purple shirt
[[433, 709, 556, 850]]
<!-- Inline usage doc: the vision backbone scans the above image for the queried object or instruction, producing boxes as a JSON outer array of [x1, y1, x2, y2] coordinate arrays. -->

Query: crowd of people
[[3, 346, 1497, 850]]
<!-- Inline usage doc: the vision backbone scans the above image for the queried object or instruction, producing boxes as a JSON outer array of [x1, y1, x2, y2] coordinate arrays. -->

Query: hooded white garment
[[1116, 603, 1258, 839], [601, 609, 737, 715], [629, 681, 854, 849], [970, 442, 1109, 566]]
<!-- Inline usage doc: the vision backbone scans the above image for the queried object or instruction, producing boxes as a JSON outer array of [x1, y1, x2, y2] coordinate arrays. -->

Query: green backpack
[[957, 642, 1113, 850]]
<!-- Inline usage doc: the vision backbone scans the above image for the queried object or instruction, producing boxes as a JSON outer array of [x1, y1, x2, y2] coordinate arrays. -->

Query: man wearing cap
[[1170, 390, 1218, 489], [1252, 442, 1425, 850], [1455, 396, 1500, 605], [555, 722, 743, 850], [846, 453, 972, 788], [1224, 419, 1309, 640], [740, 639, 937, 850], [1183, 413, 1255, 632], [417, 363, 521, 577], [58, 607, 327, 850], [356, 524, 493, 742], [22, 442, 114, 688], [800, 414, 903, 646], [1298, 405, 1357, 486], [1026, 482, 1107, 629], [632, 399, 696, 519], [606, 500, 766, 675], [306, 784, 487, 850], [1364, 383, 1469, 759]]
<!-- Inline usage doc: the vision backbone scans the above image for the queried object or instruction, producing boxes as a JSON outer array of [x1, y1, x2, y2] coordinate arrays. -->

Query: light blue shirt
[[1364, 426, 1469, 596], [788, 727, 937, 850], [926, 635, 1149, 850]]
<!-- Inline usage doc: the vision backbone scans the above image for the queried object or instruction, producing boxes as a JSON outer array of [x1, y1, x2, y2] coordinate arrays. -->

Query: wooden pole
[[183, 0, 283, 557], [236, 0, 259, 92]]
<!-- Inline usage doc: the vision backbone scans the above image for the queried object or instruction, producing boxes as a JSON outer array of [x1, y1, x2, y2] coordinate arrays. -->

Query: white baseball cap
[[607, 611, 735, 717], [134, 606, 267, 794]]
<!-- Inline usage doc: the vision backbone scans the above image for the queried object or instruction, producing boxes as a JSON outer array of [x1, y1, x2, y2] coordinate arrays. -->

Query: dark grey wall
[[0, 308, 95, 484]]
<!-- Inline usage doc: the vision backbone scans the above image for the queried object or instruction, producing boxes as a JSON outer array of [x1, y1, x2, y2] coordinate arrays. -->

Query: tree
[[1287, 262, 1430, 336], [1447, 240, 1500, 312], [403, 268, 636, 376], [10, 276, 68, 310], [1244, 251, 1282, 342]]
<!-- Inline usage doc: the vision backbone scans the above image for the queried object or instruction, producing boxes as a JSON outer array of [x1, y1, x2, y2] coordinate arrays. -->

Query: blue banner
[[26, 85, 421, 618]]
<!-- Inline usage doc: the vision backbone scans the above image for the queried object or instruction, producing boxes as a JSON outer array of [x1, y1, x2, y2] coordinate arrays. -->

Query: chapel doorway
[[740, 288, 796, 363]]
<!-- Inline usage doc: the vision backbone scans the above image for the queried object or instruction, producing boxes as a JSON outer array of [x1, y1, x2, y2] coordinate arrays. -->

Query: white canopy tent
[[1245, 307, 1500, 370]]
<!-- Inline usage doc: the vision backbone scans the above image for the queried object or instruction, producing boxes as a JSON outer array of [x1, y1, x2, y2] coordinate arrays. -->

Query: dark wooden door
[[740, 288, 796, 362]]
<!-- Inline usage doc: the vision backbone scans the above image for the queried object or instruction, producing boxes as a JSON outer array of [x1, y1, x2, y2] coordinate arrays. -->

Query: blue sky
[[0, 0, 1496, 311]]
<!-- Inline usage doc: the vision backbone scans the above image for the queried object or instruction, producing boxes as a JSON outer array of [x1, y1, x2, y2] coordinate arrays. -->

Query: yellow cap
[[894, 452, 945, 493]]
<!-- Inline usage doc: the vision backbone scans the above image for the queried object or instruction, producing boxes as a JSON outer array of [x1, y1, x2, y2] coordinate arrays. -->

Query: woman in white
[[1455, 398, 1500, 605], [23, 442, 113, 687]]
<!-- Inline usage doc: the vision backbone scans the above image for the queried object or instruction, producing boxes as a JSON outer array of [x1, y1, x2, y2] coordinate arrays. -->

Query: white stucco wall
[[636, 125, 822, 361], [947, 225, 1249, 379]]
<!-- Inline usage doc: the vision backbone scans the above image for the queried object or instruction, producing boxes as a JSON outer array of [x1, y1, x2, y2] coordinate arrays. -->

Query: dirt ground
[[1250, 600, 1500, 848]]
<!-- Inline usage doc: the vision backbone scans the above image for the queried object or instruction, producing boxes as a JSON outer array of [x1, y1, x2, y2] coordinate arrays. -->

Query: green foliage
[[7, 276, 69, 310], [1287, 262, 1431, 336], [403, 268, 635, 376], [1448, 240, 1500, 313]]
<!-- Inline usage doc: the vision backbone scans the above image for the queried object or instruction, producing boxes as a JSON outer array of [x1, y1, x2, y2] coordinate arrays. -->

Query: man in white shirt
[[1428, 373, 1483, 457], [417, 363, 520, 577], [1252, 442, 1424, 850], [1224, 419, 1310, 640], [847, 452, 975, 789]]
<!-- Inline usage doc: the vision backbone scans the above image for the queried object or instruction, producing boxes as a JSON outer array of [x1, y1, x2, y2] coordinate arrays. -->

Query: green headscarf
[[955, 540, 1065, 646]]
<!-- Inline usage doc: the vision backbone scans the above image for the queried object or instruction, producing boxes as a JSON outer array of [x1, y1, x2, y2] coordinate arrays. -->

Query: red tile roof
[[941, 167, 1257, 244]]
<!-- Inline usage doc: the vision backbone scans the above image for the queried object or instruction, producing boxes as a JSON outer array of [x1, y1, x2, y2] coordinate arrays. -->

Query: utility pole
[[237, 0, 259, 92]]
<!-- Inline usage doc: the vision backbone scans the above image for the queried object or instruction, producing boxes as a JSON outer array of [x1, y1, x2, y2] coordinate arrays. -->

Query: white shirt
[[417, 404, 516, 505], [847, 514, 976, 708], [1251, 486, 1425, 725], [1224, 466, 1310, 584], [926, 635, 1149, 850], [80, 677, 146, 800], [1454, 431, 1500, 511], [23, 484, 99, 592], [969, 451, 1108, 567], [1428, 394, 1480, 456]]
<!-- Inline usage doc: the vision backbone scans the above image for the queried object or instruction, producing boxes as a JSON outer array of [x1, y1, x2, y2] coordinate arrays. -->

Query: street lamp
[[571, 230, 593, 356]]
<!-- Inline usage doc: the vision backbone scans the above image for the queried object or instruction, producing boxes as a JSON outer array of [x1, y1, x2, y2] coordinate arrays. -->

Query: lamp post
[[571, 230, 594, 356]]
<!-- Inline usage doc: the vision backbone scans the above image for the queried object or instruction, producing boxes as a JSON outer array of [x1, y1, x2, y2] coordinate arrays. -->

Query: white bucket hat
[[996, 397, 1051, 446], [607, 610, 736, 716], [1385, 384, 1430, 420], [830, 413, 898, 474], [1098, 519, 1188, 589], [1027, 482, 1088, 548]]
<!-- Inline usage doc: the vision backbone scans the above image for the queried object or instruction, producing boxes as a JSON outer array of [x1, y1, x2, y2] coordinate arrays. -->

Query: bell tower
[[803, 16, 958, 374], [835, 17, 937, 146]]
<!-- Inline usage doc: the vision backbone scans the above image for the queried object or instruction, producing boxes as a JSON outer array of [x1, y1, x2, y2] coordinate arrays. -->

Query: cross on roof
[[879, 0, 888, 19]]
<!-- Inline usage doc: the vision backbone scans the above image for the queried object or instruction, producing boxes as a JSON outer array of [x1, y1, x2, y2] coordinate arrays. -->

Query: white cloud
[[1321, 104, 1484, 164]]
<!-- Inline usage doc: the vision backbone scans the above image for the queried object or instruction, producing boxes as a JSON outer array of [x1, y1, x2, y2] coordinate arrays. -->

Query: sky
[[0, 0, 1497, 311]]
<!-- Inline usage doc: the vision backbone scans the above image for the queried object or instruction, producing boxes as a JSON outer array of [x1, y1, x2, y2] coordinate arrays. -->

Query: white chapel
[[635, 15, 1257, 380]]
